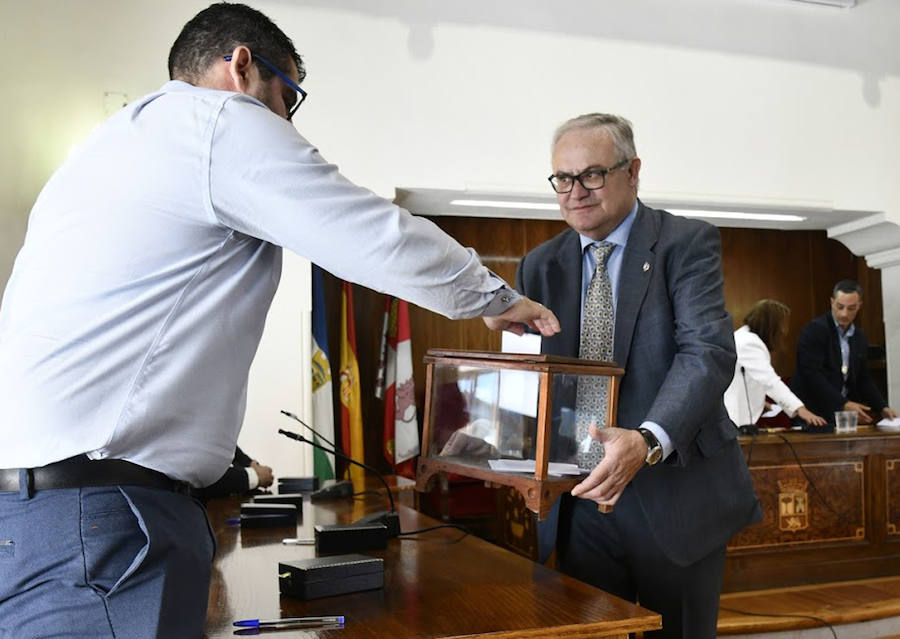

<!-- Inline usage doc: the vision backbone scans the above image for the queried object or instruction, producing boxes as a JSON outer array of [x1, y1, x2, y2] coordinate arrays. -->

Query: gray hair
[[832, 279, 863, 298], [551, 113, 637, 162]]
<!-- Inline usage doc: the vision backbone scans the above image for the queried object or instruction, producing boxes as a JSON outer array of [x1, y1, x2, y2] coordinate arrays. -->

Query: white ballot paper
[[501, 330, 541, 354], [488, 459, 584, 475], [877, 417, 900, 432], [761, 405, 782, 419]]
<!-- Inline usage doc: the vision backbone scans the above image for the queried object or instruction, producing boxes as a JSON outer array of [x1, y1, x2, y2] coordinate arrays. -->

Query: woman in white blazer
[[724, 299, 826, 428]]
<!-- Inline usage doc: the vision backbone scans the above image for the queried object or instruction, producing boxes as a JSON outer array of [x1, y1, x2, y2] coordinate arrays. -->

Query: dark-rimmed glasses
[[223, 53, 307, 120], [548, 158, 631, 194]]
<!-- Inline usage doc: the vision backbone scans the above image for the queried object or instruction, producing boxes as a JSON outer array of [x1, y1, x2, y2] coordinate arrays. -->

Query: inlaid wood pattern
[[886, 458, 900, 537], [729, 460, 866, 550], [723, 432, 900, 592], [498, 486, 538, 560]]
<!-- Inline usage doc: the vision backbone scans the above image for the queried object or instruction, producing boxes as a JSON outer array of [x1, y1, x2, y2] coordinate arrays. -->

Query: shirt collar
[[579, 201, 639, 253], [831, 314, 856, 338]]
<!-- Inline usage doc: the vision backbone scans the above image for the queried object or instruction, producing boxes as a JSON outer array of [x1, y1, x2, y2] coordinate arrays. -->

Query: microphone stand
[[278, 428, 401, 537], [738, 365, 758, 436], [280, 409, 336, 449]]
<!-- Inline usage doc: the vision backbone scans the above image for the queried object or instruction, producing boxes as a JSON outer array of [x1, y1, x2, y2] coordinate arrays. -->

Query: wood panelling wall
[[320, 216, 884, 474], [720, 227, 883, 378]]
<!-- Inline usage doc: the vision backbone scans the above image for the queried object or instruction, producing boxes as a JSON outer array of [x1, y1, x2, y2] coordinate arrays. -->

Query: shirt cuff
[[640, 421, 674, 460], [479, 284, 521, 317], [245, 466, 259, 490]]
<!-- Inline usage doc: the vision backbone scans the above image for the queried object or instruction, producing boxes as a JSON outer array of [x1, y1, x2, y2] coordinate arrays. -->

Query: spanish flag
[[339, 281, 365, 489]]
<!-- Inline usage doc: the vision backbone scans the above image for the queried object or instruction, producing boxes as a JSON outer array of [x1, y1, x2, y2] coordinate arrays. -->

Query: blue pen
[[234, 616, 345, 628]]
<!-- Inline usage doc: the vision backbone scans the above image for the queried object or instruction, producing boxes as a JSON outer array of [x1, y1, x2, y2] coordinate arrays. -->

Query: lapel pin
[[642, 261, 650, 272]]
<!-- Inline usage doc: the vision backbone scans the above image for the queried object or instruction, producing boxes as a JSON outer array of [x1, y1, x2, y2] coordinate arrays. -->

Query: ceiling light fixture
[[449, 199, 560, 211], [668, 209, 806, 222], [783, 0, 855, 7], [449, 199, 806, 222]]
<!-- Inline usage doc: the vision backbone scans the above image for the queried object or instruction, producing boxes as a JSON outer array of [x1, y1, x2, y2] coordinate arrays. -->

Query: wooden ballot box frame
[[416, 349, 623, 519]]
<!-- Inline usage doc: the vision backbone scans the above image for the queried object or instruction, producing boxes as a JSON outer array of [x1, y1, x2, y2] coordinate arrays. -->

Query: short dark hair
[[744, 299, 791, 353], [832, 279, 863, 299], [168, 3, 305, 85]]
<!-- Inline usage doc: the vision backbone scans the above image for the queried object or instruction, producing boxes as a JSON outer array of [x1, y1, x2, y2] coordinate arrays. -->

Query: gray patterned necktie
[[575, 241, 615, 468]]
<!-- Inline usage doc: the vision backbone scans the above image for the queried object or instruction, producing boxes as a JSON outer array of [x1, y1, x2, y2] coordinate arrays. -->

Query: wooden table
[[724, 428, 900, 592], [204, 480, 660, 638]]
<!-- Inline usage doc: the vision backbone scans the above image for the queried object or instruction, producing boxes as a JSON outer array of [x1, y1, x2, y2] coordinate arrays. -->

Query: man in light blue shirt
[[0, 4, 559, 637]]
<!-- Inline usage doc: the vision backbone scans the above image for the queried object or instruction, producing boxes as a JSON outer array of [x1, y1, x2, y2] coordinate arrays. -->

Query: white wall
[[3, 0, 900, 466], [882, 265, 900, 411]]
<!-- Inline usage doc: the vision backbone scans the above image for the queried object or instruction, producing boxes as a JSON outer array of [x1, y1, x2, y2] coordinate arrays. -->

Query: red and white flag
[[381, 297, 419, 474]]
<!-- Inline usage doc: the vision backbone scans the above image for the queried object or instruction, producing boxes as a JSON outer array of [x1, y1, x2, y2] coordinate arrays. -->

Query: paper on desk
[[877, 417, 900, 432], [488, 459, 584, 475], [761, 405, 782, 419]]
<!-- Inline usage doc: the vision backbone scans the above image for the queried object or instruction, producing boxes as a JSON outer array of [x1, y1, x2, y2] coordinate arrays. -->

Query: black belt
[[0, 456, 191, 495]]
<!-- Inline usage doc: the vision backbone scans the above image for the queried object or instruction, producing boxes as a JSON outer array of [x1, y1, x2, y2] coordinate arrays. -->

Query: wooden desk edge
[[445, 616, 662, 639]]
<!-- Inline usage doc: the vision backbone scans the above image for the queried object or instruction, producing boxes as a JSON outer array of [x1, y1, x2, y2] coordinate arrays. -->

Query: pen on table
[[233, 616, 345, 628], [281, 537, 315, 545]]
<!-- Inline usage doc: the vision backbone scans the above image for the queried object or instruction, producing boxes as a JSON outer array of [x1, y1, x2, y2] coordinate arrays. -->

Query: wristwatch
[[637, 427, 663, 466]]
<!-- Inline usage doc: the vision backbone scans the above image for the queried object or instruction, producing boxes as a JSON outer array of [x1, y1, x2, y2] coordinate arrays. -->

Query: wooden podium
[[724, 428, 900, 592]]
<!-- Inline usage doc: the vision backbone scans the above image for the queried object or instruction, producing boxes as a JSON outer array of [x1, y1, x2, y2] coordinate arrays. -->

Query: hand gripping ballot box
[[416, 349, 623, 519]]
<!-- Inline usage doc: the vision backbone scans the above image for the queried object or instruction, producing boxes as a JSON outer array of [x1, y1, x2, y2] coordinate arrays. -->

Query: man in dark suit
[[195, 446, 274, 501], [498, 113, 760, 638], [792, 279, 896, 425]]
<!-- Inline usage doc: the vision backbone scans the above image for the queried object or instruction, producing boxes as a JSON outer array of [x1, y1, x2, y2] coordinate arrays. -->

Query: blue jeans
[[0, 485, 215, 638]]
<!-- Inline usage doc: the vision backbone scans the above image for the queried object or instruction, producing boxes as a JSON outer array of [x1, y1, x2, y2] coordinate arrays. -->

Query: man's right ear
[[628, 157, 642, 185], [225, 45, 254, 94]]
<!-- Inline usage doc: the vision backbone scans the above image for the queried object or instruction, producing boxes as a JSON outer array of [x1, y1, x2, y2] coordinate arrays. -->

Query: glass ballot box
[[416, 349, 623, 519]]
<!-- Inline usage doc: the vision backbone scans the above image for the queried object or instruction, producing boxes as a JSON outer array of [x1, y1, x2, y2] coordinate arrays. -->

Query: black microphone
[[738, 366, 758, 436], [280, 409, 336, 449], [277, 428, 400, 537]]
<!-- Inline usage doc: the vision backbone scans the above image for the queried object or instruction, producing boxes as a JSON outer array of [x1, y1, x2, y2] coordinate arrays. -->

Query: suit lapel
[[613, 203, 658, 368], [825, 315, 851, 378], [826, 316, 841, 367], [543, 231, 582, 358]]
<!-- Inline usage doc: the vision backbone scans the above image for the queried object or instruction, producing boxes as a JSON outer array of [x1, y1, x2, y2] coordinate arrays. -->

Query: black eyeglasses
[[548, 158, 631, 194], [223, 53, 307, 121]]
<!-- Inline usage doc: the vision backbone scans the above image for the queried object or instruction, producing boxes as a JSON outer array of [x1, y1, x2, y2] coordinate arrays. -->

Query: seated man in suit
[[195, 446, 274, 501], [792, 279, 897, 425]]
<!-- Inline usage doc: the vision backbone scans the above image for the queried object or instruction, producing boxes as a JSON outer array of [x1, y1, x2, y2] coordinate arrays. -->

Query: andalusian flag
[[310, 265, 335, 483], [381, 297, 419, 476], [339, 281, 365, 489]]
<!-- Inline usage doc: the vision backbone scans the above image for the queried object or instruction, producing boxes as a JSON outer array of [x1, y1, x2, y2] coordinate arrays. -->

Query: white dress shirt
[[0, 81, 517, 485], [723, 325, 804, 426]]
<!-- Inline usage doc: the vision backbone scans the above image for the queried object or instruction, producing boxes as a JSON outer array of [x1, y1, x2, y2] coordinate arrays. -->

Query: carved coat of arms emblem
[[778, 479, 809, 531]]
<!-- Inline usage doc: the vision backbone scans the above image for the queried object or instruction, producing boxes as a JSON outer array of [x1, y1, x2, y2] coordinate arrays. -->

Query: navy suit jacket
[[517, 201, 760, 567], [791, 314, 886, 420], [195, 446, 253, 501]]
